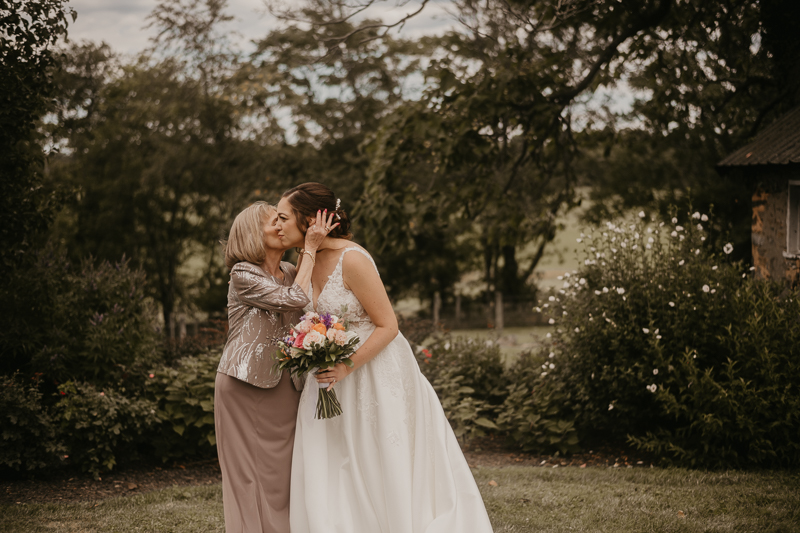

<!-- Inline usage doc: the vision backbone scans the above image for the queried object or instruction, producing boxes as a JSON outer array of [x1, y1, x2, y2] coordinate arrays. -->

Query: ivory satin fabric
[[215, 371, 300, 533], [291, 248, 494, 533]]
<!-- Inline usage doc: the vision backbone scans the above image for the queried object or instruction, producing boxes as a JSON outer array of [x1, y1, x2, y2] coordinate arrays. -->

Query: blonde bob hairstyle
[[223, 202, 276, 269]]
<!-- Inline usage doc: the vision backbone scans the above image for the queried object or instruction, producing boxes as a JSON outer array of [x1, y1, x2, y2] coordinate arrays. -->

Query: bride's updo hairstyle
[[282, 182, 353, 240]]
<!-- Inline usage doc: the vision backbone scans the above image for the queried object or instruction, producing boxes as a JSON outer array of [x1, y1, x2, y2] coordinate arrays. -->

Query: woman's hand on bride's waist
[[315, 362, 353, 391]]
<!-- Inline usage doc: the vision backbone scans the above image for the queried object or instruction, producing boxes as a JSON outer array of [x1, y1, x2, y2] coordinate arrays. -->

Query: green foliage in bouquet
[[276, 335, 358, 376], [55, 381, 160, 477], [540, 208, 800, 467], [0, 374, 65, 473]]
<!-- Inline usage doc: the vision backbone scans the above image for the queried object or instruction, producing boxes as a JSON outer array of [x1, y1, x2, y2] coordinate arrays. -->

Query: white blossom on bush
[[724, 243, 734, 254]]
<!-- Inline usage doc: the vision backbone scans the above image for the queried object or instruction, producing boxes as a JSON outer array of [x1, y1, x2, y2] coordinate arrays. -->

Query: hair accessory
[[335, 198, 342, 220]]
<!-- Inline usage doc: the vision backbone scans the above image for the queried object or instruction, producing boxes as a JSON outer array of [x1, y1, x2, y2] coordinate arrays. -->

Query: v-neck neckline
[[312, 247, 352, 312]]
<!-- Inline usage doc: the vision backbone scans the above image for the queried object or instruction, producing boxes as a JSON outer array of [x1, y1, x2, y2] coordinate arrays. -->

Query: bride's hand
[[304, 209, 339, 251], [316, 362, 352, 391]]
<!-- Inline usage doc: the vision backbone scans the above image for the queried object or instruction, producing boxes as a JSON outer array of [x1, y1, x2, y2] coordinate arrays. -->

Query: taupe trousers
[[215, 261, 309, 532]]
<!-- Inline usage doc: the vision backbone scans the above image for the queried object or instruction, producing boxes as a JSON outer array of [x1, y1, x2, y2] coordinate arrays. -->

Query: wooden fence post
[[494, 291, 504, 332], [433, 291, 442, 324]]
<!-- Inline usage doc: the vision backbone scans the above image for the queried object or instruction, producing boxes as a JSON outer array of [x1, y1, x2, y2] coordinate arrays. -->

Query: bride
[[276, 182, 494, 533]]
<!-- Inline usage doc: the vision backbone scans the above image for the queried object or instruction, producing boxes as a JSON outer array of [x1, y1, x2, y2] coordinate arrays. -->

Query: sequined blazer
[[217, 261, 310, 390]]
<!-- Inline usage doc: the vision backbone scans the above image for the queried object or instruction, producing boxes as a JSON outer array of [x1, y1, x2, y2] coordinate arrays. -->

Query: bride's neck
[[316, 236, 346, 252]]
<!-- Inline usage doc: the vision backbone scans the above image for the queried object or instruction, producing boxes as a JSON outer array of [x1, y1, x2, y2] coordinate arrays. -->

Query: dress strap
[[340, 247, 380, 275]]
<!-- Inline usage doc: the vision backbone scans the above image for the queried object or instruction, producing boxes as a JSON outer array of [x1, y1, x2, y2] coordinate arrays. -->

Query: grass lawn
[[437, 326, 553, 363], [3, 467, 798, 533]]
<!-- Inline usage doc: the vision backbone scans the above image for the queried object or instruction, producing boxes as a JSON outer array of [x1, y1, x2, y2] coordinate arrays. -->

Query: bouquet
[[276, 310, 359, 419]]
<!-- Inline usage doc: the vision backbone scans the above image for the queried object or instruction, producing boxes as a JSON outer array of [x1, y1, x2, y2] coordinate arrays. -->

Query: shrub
[[541, 209, 800, 467], [416, 336, 506, 442], [495, 352, 580, 456], [26, 248, 160, 390], [147, 349, 220, 461], [0, 375, 65, 473], [159, 320, 227, 366], [55, 381, 160, 477]]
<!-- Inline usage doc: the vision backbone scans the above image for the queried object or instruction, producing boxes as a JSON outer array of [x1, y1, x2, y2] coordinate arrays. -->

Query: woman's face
[[276, 197, 307, 249], [262, 211, 285, 251]]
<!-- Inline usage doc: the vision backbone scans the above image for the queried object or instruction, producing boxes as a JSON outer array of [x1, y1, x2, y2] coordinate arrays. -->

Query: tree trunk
[[494, 291, 504, 332], [501, 245, 519, 294]]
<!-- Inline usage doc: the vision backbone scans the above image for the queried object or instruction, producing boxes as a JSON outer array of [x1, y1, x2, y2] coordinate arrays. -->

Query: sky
[[65, 0, 456, 56]]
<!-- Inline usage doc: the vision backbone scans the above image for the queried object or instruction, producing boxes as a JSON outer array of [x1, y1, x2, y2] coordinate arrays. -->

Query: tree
[[580, 0, 800, 260], [356, 0, 675, 302], [0, 0, 74, 367], [48, 1, 268, 330], [279, 0, 800, 303], [240, 18, 428, 206]]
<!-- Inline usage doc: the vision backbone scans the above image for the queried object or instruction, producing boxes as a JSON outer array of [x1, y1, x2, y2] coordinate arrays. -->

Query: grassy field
[[433, 326, 552, 363], [3, 467, 798, 533]]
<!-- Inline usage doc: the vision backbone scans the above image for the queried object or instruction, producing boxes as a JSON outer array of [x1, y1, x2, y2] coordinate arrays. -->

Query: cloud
[[66, 0, 278, 54], [65, 0, 456, 55]]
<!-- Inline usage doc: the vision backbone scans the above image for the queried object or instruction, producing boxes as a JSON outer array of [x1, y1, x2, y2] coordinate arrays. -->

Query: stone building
[[718, 107, 800, 286]]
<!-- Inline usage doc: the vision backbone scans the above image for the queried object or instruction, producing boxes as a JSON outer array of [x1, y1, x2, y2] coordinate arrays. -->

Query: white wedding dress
[[290, 247, 494, 533]]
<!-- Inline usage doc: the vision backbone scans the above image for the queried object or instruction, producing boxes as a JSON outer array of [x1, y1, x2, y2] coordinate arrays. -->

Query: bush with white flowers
[[537, 209, 800, 468]]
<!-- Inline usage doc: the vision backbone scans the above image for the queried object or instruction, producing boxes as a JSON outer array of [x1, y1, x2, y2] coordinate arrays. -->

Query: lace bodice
[[307, 247, 379, 330]]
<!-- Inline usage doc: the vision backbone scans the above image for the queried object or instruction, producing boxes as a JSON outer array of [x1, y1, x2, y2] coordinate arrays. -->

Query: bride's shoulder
[[340, 244, 379, 276]]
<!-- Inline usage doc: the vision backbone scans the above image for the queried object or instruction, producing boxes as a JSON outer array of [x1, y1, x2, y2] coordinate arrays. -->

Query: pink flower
[[149, 373, 155, 378], [294, 332, 306, 348], [302, 330, 326, 349], [327, 328, 348, 346], [295, 320, 313, 334]]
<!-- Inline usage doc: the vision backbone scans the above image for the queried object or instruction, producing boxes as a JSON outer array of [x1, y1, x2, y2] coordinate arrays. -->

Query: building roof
[[718, 106, 800, 167]]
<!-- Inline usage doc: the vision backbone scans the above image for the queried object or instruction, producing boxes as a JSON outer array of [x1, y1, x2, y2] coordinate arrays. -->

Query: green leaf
[[475, 417, 499, 429]]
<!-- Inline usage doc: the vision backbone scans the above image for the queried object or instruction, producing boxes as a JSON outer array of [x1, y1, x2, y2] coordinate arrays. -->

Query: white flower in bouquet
[[303, 330, 326, 349]]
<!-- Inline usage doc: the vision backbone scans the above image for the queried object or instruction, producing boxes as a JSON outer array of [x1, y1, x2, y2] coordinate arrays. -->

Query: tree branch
[[552, 0, 673, 105]]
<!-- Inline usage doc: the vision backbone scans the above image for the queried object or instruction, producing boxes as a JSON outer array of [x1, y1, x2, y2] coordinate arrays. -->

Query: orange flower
[[312, 323, 327, 334], [332, 323, 345, 331]]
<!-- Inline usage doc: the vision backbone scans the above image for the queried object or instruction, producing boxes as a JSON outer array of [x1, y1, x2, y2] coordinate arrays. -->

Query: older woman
[[215, 201, 336, 533]]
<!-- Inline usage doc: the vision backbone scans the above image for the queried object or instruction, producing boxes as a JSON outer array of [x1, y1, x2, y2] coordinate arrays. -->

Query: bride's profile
[[276, 182, 494, 533]]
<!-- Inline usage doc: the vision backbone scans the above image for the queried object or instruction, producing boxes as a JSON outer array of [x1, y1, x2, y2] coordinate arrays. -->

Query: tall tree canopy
[[277, 0, 800, 302], [48, 1, 267, 328], [0, 0, 74, 366]]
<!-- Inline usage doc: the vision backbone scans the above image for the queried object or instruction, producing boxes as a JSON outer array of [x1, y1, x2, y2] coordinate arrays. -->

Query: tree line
[[3, 0, 799, 347]]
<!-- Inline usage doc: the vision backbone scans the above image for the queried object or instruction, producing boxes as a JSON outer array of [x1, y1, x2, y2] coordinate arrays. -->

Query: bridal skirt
[[290, 331, 494, 533], [215, 371, 301, 533]]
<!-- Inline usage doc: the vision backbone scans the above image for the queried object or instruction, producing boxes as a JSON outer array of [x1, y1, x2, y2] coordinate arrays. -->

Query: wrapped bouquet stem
[[313, 368, 343, 419], [276, 310, 359, 419]]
